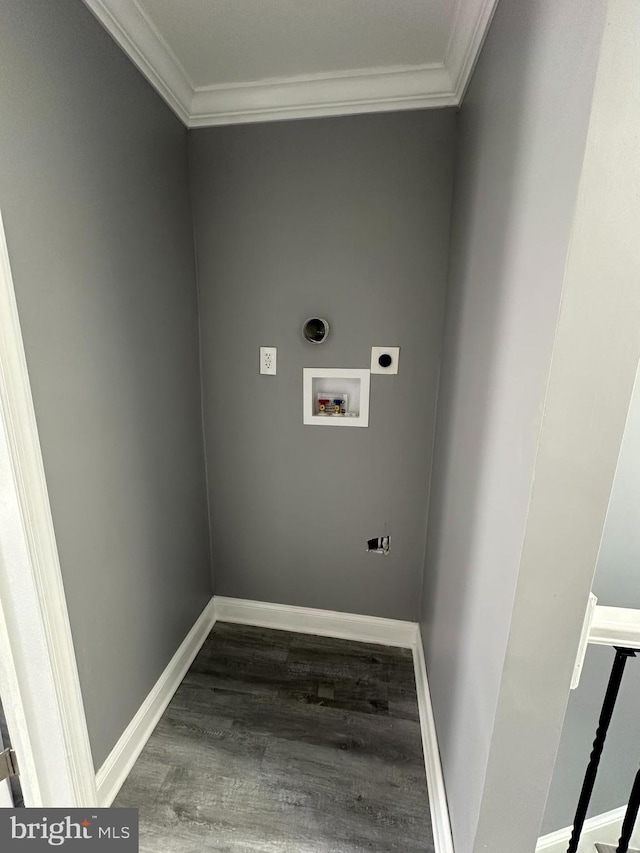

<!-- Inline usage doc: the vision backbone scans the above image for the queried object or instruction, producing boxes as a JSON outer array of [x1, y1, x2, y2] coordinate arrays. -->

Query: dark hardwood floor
[[115, 622, 434, 852]]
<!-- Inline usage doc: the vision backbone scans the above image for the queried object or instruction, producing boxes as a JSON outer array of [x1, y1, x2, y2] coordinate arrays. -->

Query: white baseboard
[[413, 631, 455, 853], [213, 595, 418, 648], [95, 597, 217, 807], [536, 805, 639, 852], [95, 594, 454, 853]]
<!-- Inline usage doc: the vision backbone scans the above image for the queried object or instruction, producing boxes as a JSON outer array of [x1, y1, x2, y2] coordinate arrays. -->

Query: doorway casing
[[0, 210, 97, 807]]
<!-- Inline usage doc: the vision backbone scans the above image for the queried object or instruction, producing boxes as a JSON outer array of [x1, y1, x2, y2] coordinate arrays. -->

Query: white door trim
[[0, 210, 97, 807]]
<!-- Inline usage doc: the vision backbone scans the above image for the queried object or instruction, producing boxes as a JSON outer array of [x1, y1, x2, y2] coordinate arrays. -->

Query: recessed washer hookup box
[[303, 368, 371, 427]]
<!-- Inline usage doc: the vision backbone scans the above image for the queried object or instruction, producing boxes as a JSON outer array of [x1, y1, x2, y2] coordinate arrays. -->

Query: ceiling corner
[[82, 0, 500, 127], [445, 0, 501, 102], [82, 0, 193, 125]]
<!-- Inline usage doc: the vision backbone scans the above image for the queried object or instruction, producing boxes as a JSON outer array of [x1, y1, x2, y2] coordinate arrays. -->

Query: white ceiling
[[136, 0, 453, 86], [83, 0, 498, 127]]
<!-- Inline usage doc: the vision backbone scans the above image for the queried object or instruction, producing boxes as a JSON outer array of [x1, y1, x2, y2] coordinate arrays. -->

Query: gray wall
[[190, 110, 456, 621], [471, 0, 640, 841], [420, 0, 607, 850], [0, 0, 211, 769], [593, 366, 640, 610], [542, 364, 640, 834]]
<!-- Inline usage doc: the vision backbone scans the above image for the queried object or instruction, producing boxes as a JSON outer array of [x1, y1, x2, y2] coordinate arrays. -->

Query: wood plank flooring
[[115, 622, 434, 853]]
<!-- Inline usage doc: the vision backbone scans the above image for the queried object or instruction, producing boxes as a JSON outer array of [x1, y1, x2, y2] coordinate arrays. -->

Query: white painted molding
[[213, 596, 418, 648], [82, 0, 496, 126], [445, 0, 500, 102], [413, 631, 455, 853], [188, 65, 455, 127], [572, 593, 598, 689], [96, 598, 217, 807], [82, 0, 192, 124], [536, 805, 640, 852], [589, 605, 640, 650], [0, 211, 98, 807]]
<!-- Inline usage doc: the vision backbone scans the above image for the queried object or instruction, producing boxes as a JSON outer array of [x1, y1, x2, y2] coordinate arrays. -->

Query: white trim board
[[414, 629, 456, 853], [82, 0, 499, 127], [536, 806, 640, 852], [95, 598, 217, 807], [445, 0, 499, 102], [0, 210, 97, 807], [589, 605, 640, 650], [213, 596, 416, 648], [188, 65, 455, 127], [81, 0, 191, 124]]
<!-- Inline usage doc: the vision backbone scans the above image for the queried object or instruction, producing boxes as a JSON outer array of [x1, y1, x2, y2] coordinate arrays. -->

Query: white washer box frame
[[303, 368, 370, 427]]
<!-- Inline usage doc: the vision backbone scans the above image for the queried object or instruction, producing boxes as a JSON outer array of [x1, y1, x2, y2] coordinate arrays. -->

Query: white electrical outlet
[[260, 346, 277, 375]]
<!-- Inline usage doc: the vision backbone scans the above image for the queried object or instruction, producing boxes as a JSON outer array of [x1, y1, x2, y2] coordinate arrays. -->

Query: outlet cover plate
[[260, 346, 277, 375], [371, 346, 400, 374]]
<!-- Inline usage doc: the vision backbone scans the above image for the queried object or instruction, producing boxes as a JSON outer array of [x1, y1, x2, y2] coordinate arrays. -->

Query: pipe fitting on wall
[[302, 317, 330, 344]]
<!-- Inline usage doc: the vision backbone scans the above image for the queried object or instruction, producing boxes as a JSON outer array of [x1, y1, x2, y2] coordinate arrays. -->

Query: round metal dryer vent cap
[[302, 317, 330, 344]]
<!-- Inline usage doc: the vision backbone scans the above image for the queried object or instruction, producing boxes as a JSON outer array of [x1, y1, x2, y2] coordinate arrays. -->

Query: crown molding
[[83, 0, 193, 124], [83, 0, 496, 127], [188, 65, 455, 127], [445, 0, 500, 101]]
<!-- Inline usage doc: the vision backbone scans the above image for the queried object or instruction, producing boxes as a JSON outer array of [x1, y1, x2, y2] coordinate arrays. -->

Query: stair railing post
[[567, 647, 637, 853], [615, 767, 640, 853]]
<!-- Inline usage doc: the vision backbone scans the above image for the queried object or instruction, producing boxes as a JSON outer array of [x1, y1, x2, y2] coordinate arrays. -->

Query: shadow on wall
[[421, 0, 540, 829], [542, 361, 640, 835], [419, 0, 607, 848]]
